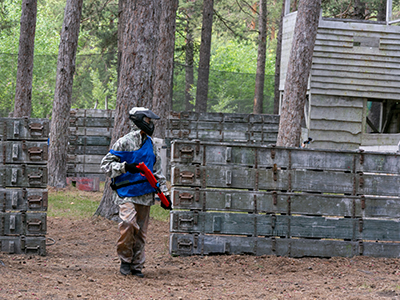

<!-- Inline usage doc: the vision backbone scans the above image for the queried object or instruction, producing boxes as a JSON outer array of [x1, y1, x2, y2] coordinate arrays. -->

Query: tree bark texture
[[14, 0, 37, 118], [273, 0, 285, 115], [185, 27, 195, 112], [95, 0, 161, 221], [117, 0, 127, 88], [276, 0, 321, 147], [48, 0, 83, 188], [152, 0, 178, 139], [195, 0, 213, 113], [253, 0, 267, 114]]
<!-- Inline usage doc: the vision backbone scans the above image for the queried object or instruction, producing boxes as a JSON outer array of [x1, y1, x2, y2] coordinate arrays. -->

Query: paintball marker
[[136, 162, 172, 209]]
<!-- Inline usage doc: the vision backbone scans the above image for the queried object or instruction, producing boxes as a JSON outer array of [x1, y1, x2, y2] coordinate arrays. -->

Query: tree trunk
[[273, 0, 285, 115], [195, 0, 213, 113], [152, 0, 178, 139], [185, 26, 195, 112], [95, 0, 161, 221], [276, 0, 321, 147], [14, 0, 37, 118], [117, 0, 126, 87], [253, 0, 267, 114], [48, 0, 83, 188]]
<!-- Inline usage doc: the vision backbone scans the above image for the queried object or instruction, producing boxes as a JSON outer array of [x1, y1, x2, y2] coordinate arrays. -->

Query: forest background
[[0, 0, 399, 119]]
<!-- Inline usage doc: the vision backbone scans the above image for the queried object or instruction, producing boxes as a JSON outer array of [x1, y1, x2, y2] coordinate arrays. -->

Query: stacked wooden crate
[[0, 118, 49, 255], [67, 109, 114, 184], [170, 141, 400, 258]]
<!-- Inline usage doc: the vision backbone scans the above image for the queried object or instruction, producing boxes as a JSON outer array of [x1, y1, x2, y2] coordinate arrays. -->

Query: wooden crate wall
[[67, 109, 114, 180], [0, 118, 49, 255], [170, 140, 400, 258]]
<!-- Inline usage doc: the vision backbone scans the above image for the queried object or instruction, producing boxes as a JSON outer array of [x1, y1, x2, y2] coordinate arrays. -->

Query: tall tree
[[48, 0, 83, 188], [195, 0, 214, 113], [273, 0, 285, 115], [276, 0, 321, 147], [253, 0, 267, 114], [95, 0, 161, 221], [152, 0, 179, 139], [184, 20, 195, 112], [13, 0, 37, 118]]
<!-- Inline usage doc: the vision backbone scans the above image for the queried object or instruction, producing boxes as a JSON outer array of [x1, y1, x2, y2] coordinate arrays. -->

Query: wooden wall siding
[[67, 109, 114, 179], [0, 118, 48, 256], [308, 95, 365, 150], [280, 15, 400, 97], [170, 140, 400, 258], [311, 20, 400, 99]]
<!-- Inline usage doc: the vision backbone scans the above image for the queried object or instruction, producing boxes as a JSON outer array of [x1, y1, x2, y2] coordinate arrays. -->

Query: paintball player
[[100, 107, 171, 277]]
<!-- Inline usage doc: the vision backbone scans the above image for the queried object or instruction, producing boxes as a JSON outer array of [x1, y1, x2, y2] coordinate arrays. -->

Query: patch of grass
[[48, 185, 170, 222], [48, 186, 101, 219], [151, 202, 171, 221]]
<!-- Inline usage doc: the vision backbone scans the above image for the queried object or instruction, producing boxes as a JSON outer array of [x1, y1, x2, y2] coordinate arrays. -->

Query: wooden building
[[280, 0, 400, 150]]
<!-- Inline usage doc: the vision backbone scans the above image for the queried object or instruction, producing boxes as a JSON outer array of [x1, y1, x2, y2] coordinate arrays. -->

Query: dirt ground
[[1, 210, 400, 300]]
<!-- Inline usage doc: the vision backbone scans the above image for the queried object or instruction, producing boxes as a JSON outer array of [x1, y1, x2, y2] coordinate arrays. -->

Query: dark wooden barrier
[[0, 118, 48, 255], [169, 140, 400, 258]]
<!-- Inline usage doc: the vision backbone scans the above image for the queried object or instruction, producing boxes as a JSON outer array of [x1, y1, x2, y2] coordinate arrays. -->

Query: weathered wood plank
[[363, 196, 400, 218], [362, 241, 400, 257], [0, 141, 48, 164], [361, 133, 400, 146], [0, 118, 49, 141], [0, 236, 46, 255], [67, 163, 102, 174], [311, 94, 365, 108], [358, 173, 400, 196], [310, 119, 362, 135], [0, 165, 47, 188], [70, 117, 114, 128], [310, 105, 364, 122], [0, 188, 48, 212], [70, 109, 115, 118], [312, 76, 400, 90], [290, 216, 354, 240], [67, 155, 105, 164], [290, 149, 355, 172], [0, 212, 47, 236], [361, 219, 400, 241], [69, 127, 113, 136], [288, 239, 357, 258], [356, 152, 400, 174], [69, 135, 111, 146], [292, 170, 354, 194], [68, 145, 109, 155], [308, 129, 361, 144]]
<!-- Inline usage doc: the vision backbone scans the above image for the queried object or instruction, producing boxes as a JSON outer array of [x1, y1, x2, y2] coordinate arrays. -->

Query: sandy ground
[[1, 213, 400, 300]]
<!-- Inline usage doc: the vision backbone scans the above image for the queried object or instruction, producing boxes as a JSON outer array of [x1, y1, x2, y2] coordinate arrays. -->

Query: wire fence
[[0, 53, 275, 118]]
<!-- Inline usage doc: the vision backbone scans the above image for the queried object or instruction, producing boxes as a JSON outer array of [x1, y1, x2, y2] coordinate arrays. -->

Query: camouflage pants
[[117, 202, 150, 271]]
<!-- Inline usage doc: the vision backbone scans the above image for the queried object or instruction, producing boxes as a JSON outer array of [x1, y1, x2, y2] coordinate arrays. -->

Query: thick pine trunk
[[14, 0, 37, 118], [48, 0, 83, 188], [195, 0, 213, 113], [95, 0, 161, 221], [276, 0, 321, 147], [273, 0, 285, 115], [253, 0, 267, 114], [152, 0, 178, 139]]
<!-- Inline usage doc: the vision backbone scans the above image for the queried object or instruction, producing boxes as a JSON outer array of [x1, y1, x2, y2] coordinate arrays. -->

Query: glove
[[125, 162, 142, 174], [161, 195, 172, 210]]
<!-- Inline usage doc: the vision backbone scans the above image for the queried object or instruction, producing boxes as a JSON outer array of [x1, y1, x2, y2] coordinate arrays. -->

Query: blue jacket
[[110, 137, 156, 197]]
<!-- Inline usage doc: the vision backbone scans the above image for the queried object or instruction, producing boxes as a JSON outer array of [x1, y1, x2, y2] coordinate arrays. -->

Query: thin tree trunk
[[48, 0, 83, 188], [273, 0, 285, 115], [14, 0, 37, 118], [253, 0, 267, 114], [185, 27, 195, 112], [95, 0, 161, 221], [276, 0, 321, 147], [195, 0, 213, 113], [152, 0, 178, 139]]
